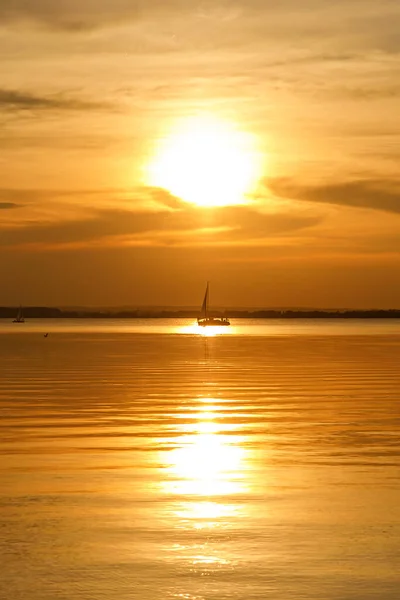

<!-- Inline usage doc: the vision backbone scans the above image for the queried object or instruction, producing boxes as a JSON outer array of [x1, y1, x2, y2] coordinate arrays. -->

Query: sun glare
[[147, 116, 263, 207], [178, 322, 234, 336], [162, 402, 247, 502]]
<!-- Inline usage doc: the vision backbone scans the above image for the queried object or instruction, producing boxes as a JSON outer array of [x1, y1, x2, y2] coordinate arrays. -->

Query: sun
[[146, 115, 263, 207]]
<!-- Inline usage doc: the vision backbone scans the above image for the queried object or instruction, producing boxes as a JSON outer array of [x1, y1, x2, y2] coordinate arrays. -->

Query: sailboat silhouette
[[13, 306, 25, 323], [197, 282, 230, 327]]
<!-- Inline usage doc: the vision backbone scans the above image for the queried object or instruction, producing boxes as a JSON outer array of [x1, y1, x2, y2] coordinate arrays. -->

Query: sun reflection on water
[[178, 322, 235, 336], [162, 400, 248, 526]]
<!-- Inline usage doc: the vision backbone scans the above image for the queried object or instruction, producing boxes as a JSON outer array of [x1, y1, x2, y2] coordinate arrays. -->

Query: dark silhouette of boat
[[197, 282, 230, 327], [13, 305, 25, 323]]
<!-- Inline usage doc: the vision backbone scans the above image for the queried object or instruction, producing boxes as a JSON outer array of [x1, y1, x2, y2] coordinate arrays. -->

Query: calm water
[[1, 319, 399, 600]]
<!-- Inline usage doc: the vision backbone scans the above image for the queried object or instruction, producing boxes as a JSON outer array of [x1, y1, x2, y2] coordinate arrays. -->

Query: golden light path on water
[[164, 322, 244, 573], [161, 398, 249, 569], [178, 322, 235, 336]]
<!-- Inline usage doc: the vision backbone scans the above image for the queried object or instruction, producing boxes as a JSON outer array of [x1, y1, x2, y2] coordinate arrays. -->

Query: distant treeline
[[1, 307, 400, 319]]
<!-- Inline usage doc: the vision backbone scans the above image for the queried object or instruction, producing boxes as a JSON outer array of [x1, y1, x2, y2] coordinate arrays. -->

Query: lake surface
[[1, 319, 399, 600]]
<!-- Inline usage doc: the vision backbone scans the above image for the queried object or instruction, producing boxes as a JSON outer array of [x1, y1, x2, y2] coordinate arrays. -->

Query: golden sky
[[1, 0, 400, 308]]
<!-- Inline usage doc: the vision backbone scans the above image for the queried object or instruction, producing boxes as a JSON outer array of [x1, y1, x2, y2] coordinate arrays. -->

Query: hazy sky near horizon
[[1, 0, 400, 308]]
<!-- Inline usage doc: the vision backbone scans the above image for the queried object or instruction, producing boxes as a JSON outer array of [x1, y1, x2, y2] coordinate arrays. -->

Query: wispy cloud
[[0, 0, 151, 30], [0, 89, 108, 112], [0, 197, 322, 250], [268, 178, 400, 215], [1, 0, 398, 37], [0, 202, 19, 209]]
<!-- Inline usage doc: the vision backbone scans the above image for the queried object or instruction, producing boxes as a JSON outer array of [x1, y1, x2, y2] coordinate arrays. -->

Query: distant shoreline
[[2, 308, 400, 319]]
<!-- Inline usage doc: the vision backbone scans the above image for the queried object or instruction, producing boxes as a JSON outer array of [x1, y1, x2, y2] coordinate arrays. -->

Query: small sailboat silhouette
[[13, 305, 25, 323]]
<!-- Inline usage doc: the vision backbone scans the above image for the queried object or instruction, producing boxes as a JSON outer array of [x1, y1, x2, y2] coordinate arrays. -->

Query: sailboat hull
[[197, 318, 230, 327]]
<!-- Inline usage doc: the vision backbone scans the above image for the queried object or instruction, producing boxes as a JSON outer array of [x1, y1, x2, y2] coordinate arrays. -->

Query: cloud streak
[[0, 89, 108, 112], [0, 202, 19, 209], [1, 0, 396, 34], [0, 198, 322, 249], [268, 178, 400, 215], [0, 0, 156, 29]]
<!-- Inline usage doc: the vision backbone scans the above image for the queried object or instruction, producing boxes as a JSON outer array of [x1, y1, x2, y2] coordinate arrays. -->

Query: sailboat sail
[[201, 283, 209, 317]]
